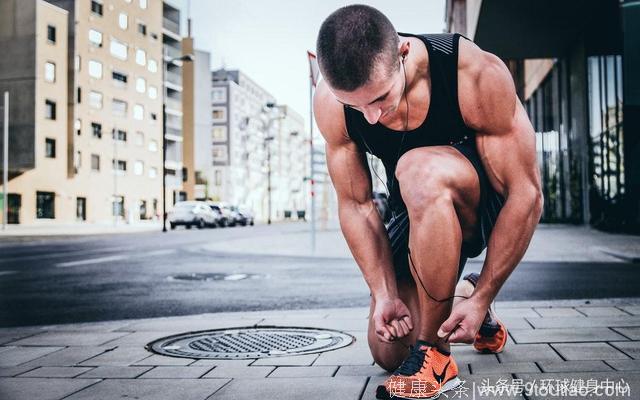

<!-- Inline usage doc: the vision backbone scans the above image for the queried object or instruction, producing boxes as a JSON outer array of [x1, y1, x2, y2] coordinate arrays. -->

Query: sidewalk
[[201, 223, 640, 263], [0, 220, 162, 237], [1, 298, 639, 399]]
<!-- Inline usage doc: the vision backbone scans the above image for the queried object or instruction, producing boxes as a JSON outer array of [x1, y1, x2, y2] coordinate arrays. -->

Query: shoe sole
[[474, 314, 508, 354], [375, 376, 463, 400]]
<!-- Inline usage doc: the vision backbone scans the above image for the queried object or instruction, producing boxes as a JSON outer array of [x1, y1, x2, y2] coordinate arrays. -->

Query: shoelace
[[393, 345, 429, 376]]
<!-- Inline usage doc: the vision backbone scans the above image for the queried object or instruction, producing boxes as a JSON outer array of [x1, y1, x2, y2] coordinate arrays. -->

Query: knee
[[395, 152, 453, 215], [368, 331, 408, 373]]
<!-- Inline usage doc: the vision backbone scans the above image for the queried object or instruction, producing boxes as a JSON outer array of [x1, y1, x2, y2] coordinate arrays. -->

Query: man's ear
[[398, 39, 411, 60]]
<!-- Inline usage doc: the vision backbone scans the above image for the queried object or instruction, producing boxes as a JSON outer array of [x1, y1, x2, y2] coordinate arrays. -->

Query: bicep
[[326, 141, 373, 205]]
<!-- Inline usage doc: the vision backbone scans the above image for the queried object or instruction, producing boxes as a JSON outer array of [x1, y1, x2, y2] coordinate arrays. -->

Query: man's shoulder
[[313, 80, 349, 146]]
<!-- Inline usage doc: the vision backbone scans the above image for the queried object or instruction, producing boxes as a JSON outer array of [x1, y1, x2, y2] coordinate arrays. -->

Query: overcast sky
[[170, 0, 446, 127]]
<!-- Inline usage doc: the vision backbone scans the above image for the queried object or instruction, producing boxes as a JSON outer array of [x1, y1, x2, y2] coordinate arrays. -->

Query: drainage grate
[[146, 326, 355, 359]]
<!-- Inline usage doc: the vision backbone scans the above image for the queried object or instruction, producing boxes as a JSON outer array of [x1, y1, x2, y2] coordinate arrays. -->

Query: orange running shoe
[[376, 340, 462, 400], [462, 273, 508, 354]]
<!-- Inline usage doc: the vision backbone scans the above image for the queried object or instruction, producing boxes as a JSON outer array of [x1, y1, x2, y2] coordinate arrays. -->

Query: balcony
[[163, 46, 182, 61], [163, 17, 179, 35], [165, 97, 181, 112], [165, 70, 182, 86]]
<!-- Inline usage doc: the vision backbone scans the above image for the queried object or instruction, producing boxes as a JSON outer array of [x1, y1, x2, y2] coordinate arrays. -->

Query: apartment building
[[0, 0, 165, 224]]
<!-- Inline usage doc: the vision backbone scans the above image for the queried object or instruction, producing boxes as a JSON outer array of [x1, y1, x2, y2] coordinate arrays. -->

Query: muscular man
[[313, 5, 543, 399]]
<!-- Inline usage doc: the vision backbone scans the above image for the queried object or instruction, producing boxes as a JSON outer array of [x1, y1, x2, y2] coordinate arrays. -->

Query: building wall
[[524, 59, 555, 100]]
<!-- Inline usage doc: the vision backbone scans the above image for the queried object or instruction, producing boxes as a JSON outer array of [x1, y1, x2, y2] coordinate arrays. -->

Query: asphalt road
[[1, 223, 639, 327]]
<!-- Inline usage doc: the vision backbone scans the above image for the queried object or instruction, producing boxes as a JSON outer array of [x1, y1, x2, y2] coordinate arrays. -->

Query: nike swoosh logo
[[432, 360, 451, 384]]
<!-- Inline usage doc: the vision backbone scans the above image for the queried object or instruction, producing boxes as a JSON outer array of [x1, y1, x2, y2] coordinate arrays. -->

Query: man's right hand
[[372, 297, 414, 344]]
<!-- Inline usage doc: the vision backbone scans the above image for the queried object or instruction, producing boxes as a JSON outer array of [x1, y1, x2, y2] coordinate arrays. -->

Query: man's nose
[[363, 107, 382, 125]]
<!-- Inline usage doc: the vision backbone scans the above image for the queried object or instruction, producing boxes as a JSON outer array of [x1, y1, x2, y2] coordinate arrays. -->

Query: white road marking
[[143, 249, 176, 257], [56, 255, 126, 267]]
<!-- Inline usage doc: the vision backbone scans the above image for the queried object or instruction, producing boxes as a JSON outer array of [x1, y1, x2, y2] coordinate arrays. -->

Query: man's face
[[330, 59, 405, 125]]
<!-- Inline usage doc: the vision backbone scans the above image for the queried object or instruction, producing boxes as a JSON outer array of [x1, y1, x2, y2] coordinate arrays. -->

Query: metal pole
[[2, 92, 8, 230], [267, 139, 272, 225], [113, 128, 117, 226], [309, 80, 316, 253], [162, 103, 167, 232]]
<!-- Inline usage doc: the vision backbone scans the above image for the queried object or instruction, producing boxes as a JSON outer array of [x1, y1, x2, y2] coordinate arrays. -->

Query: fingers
[[445, 327, 474, 344], [437, 312, 462, 339]]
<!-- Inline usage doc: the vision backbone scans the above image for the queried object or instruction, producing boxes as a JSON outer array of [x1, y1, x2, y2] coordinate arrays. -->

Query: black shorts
[[386, 139, 505, 282]]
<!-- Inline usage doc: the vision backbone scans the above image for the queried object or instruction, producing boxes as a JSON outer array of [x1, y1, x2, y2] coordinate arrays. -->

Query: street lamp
[[162, 54, 194, 233]]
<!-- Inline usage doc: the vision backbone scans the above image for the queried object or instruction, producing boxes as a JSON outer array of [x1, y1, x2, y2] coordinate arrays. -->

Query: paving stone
[[76, 365, 152, 378], [0, 378, 100, 400], [64, 378, 229, 400], [610, 341, 640, 359], [138, 366, 212, 378], [334, 365, 388, 377], [37, 320, 131, 332], [538, 360, 613, 372], [497, 317, 533, 329], [252, 354, 319, 366], [510, 328, 627, 343], [121, 317, 262, 332], [497, 344, 564, 363], [606, 360, 640, 371], [6, 331, 128, 347], [469, 361, 540, 374], [619, 305, 640, 315], [202, 365, 275, 378], [98, 331, 183, 346], [0, 365, 40, 377], [533, 307, 585, 318], [208, 377, 367, 400], [551, 343, 631, 360], [190, 359, 253, 367], [0, 346, 63, 367], [457, 374, 526, 399], [492, 307, 540, 318], [527, 315, 640, 329], [0, 328, 43, 345], [515, 372, 640, 400], [268, 366, 337, 377], [21, 346, 112, 367], [19, 366, 94, 378], [362, 375, 389, 400], [133, 354, 195, 366], [576, 307, 630, 317], [312, 341, 374, 366], [257, 317, 368, 331], [612, 327, 640, 340], [451, 345, 500, 364], [78, 346, 153, 366]]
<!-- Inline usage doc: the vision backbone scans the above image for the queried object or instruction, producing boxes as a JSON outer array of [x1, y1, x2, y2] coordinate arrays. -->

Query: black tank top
[[344, 33, 476, 212]]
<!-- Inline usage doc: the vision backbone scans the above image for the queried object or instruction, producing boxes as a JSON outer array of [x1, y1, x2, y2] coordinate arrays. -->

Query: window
[[135, 77, 146, 93], [88, 60, 102, 79], [215, 170, 222, 186], [91, 154, 100, 170], [77, 87, 81, 103], [212, 126, 227, 141], [212, 145, 228, 162], [91, 122, 102, 138], [212, 107, 226, 122], [76, 197, 86, 221], [148, 85, 157, 99], [47, 25, 56, 43], [112, 159, 127, 172], [74, 55, 81, 71], [148, 167, 157, 178], [74, 150, 81, 171], [135, 49, 146, 66], [133, 104, 144, 120], [211, 87, 226, 103], [112, 129, 127, 141], [147, 59, 157, 73], [89, 91, 103, 109], [134, 160, 144, 175], [112, 99, 127, 117], [110, 39, 127, 60], [135, 131, 144, 146], [36, 191, 55, 219], [150, 112, 157, 121], [91, 0, 103, 16], [139, 0, 147, 9], [88, 29, 102, 47], [44, 62, 55, 82], [148, 139, 158, 152], [75, 119, 82, 136], [45, 100, 56, 120], [112, 195, 124, 217], [45, 138, 56, 158], [118, 13, 128, 30], [112, 70, 128, 86], [137, 22, 147, 36]]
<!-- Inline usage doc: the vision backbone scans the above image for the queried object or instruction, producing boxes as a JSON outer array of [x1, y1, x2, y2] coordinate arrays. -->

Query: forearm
[[471, 191, 543, 307], [338, 200, 398, 300]]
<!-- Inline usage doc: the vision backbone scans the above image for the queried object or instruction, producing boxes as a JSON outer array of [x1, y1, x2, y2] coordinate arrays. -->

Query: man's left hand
[[437, 297, 487, 343]]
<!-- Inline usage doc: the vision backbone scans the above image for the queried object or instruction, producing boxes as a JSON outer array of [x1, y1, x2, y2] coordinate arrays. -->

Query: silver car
[[168, 201, 219, 230]]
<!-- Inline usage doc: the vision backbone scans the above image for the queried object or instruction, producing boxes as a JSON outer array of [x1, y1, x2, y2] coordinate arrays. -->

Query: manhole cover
[[146, 326, 354, 359], [167, 273, 260, 282]]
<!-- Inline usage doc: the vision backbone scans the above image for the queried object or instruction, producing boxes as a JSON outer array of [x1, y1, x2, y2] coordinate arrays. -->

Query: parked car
[[207, 202, 234, 227], [168, 201, 219, 230], [232, 205, 254, 226], [372, 192, 391, 224]]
